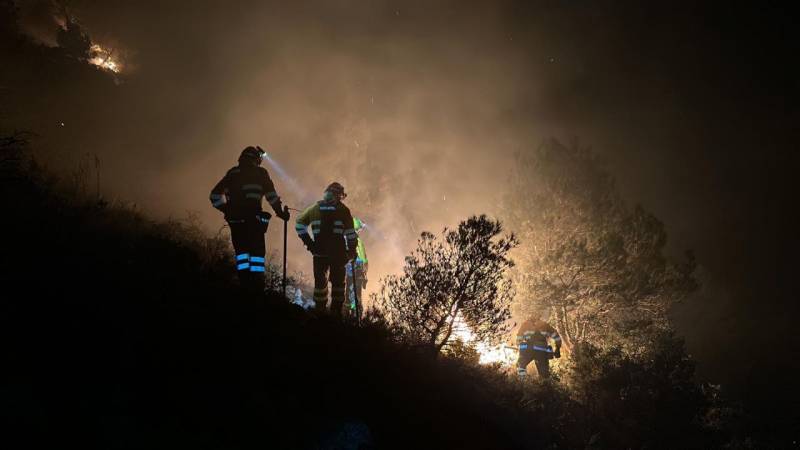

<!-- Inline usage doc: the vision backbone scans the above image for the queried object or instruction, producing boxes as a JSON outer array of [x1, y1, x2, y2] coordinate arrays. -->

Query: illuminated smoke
[[263, 153, 310, 206]]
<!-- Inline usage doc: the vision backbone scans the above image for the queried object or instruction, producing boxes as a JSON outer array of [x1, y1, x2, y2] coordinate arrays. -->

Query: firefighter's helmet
[[324, 182, 347, 200], [239, 146, 266, 165]]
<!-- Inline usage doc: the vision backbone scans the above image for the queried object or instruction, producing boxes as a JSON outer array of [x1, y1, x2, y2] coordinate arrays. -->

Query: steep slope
[[2, 145, 561, 450]]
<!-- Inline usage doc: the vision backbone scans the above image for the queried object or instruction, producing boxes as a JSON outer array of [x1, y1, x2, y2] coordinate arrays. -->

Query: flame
[[449, 314, 517, 366], [89, 44, 122, 73]]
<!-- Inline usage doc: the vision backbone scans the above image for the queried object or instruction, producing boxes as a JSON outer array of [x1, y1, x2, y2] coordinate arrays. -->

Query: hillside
[[2, 137, 580, 450], [4, 137, 774, 449]]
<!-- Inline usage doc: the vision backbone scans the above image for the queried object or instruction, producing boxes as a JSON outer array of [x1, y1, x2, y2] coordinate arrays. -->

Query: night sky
[[3, 0, 799, 402]]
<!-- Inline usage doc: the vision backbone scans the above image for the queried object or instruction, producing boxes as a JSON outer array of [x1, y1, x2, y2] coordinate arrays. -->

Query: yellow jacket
[[295, 200, 357, 258]]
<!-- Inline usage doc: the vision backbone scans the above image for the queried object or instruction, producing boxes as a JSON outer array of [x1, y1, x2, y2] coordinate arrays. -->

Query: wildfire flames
[[89, 44, 122, 73], [449, 314, 518, 366]]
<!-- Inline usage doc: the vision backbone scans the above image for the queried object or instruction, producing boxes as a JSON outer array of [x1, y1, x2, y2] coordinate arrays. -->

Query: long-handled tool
[[351, 259, 362, 326], [282, 205, 289, 298]]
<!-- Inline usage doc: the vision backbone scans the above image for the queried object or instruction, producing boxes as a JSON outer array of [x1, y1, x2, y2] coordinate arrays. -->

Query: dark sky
[[3, 0, 799, 397]]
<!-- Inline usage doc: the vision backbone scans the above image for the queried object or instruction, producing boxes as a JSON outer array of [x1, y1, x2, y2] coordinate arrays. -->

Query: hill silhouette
[[2, 136, 581, 450]]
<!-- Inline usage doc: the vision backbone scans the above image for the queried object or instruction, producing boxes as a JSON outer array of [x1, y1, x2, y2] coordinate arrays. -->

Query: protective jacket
[[354, 218, 368, 265], [209, 163, 284, 218], [295, 200, 357, 259], [516, 319, 561, 355]]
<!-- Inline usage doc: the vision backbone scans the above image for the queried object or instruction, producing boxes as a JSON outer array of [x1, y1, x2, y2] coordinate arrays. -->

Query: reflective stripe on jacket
[[296, 200, 357, 257], [516, 319, 561, 348]]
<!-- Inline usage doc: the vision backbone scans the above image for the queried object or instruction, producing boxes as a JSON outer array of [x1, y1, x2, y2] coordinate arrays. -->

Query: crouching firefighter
[[295, 182, 358, 316], [209, 146, 290, 292], [516, 316, 561, 380]]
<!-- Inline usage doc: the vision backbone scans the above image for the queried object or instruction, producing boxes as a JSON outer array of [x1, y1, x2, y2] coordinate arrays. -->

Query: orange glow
[[449, 314, 517, 366], [89, 44, 122, 73]]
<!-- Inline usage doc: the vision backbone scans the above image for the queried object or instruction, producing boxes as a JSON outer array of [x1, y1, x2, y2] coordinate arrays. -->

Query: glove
[[255, 212, 271, 233], [276, 206, 290, 221], [300, 235, 317, 254], [256, 211, 272, 223]]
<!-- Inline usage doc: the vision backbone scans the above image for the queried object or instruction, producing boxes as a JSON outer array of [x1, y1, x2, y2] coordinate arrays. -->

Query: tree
[[56, 18, 92, 60], [504, 139, 697, 356], [561, 335, 714, 448], [375, 215, 518, 355]]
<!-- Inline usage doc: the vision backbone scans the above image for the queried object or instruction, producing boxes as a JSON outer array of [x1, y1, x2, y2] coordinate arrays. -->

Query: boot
[[251, 272, 265, 294], [238, 270, 252, 290], [330, 299, 344, 318]]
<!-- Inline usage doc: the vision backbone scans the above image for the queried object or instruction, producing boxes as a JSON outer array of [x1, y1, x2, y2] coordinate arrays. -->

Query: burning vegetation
[[88, 43, 121, 73], [368, 140, 698, 377], [27, 4, 126, 74], [374, 215, 517, 358]]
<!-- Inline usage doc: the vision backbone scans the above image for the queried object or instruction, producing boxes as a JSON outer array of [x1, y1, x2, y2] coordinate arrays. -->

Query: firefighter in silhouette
[[295, 182, 358, 316], [209, 146, 289, 292], [345, 217, 368, 316], [516, 315, 561, 380]]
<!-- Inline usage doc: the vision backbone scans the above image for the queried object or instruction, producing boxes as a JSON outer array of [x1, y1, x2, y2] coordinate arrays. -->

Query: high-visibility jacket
[[209, 163, 283, 219], [353, 218, 368, 264], [295, 200, 357, 258], [516, 319, 561, 353]]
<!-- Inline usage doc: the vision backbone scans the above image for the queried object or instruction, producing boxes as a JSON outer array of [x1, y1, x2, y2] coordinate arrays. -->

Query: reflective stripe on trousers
[[250, 255, 266, 273], [236, 253, 250, 271]]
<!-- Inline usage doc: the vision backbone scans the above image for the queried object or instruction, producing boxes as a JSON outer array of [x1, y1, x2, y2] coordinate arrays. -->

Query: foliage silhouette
[[375, 215, 517, 355]]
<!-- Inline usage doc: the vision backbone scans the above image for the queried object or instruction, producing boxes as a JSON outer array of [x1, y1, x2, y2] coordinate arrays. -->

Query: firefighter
[[345, 217, 368, 316], [516, 316, 561, 380], [209, 146, 289, 292], [295, 182, 358, 316]]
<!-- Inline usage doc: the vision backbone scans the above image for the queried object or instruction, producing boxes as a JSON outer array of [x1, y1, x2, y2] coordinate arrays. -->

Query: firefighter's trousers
[[517, 348, 551, 379], [228, 213, 269, 292], [346, 261, 366, 312], [313, 255, 347, 315]]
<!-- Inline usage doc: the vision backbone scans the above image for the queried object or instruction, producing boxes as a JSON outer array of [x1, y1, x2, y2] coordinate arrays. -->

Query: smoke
[[21, 0, 541, 297], [4, 0, 798, 389], [16, 0, 63, 46]]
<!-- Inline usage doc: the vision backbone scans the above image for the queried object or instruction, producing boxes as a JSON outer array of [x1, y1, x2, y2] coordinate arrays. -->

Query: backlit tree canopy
[[375, 215, 517, 355], [505, 140, 698, 356]]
